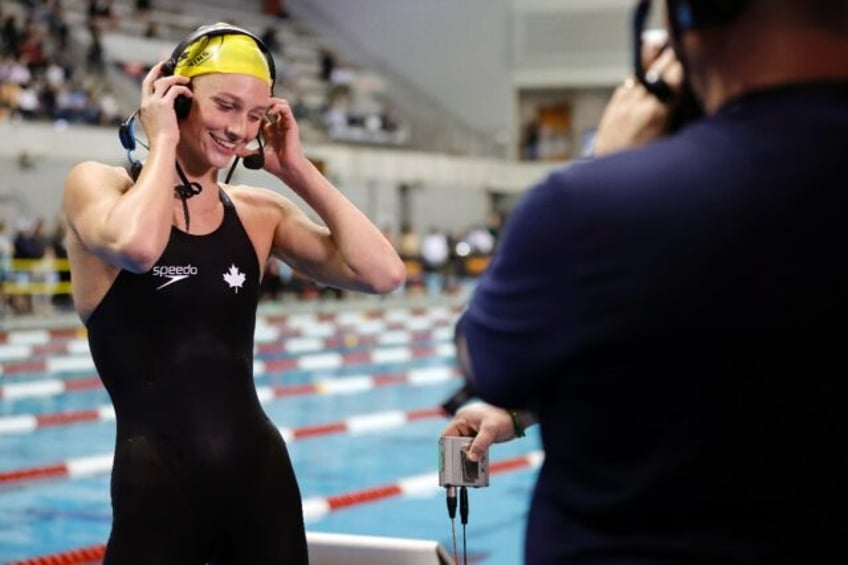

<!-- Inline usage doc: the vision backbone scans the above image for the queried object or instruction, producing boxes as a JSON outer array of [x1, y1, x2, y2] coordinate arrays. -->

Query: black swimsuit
[[86, 191, 308, 564]]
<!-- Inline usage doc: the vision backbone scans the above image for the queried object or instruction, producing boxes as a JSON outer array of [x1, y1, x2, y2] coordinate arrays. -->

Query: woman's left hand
[[254, 98, 307, 180]]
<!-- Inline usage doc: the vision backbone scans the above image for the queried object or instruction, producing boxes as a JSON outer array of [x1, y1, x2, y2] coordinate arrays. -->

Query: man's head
[[665, 0, 748, 33], [665, 0, 847, 34], [659, 0, 848, 113]]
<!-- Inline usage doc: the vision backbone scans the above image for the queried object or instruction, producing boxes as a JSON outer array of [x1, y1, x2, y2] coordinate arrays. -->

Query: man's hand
[[441, 403, 528, 462], [593, 46, 684, 156]]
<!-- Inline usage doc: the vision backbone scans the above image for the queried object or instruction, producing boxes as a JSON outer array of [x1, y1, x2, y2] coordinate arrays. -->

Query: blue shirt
[[460, 82, 848, 564]]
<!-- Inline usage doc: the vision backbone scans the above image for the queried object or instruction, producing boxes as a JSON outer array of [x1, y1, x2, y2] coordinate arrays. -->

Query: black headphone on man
[[118, 23, 277, 181], [668, 0, 749, 31], [632, 0, 749, 129], [634, 0, 749, 101]]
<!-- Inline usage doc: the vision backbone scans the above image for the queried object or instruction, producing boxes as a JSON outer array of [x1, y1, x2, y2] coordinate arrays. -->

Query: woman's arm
[[63, 62, 191, 272], [259, 99, 405, 293]]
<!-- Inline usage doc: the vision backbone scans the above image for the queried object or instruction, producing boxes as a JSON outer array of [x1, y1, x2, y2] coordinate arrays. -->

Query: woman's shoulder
[[65, 160, 132, 194], [67, 160, 130, 179], [222, 183, 295, 212]]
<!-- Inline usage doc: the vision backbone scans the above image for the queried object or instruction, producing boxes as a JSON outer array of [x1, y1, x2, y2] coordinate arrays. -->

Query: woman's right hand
[[138, 61, 192, 148]]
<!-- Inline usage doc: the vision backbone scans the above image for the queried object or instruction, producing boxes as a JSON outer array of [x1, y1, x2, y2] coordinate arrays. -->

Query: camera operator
[[442, 1, 848, 563]]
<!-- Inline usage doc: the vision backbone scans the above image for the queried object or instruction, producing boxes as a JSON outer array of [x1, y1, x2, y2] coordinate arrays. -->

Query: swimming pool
[[0, 298, 541, 564]]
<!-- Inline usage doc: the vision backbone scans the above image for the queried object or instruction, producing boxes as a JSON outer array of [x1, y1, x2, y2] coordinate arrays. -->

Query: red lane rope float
[[6, 450, 542, 565], [7, 544, 106, 565], [35, 409, 101, 427], [327, 484, 404, 511], [0, 327, 84, 345]]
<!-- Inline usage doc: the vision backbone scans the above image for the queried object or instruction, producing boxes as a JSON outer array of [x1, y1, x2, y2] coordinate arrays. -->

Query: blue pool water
[[0, 303, 541, 564]]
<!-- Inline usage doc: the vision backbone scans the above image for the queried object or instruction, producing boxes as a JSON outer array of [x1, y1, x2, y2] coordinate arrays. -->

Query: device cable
[[460, 486, 469, 565]]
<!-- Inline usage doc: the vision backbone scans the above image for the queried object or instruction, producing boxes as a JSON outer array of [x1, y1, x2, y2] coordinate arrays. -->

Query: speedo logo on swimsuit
[[152, 264, 198, 290]]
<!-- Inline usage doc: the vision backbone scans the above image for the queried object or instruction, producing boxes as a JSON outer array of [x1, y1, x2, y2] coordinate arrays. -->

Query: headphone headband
[[667, 0, 749, 31], [162, 23, 276, 89]]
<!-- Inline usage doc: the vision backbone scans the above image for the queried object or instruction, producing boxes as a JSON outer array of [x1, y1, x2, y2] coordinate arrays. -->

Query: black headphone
[[118, 108, 144, 180], [633, 0, 749, 102], [668, 0, 749, 31], [118, 23, 277, 180], [161, 23, 277, 120]]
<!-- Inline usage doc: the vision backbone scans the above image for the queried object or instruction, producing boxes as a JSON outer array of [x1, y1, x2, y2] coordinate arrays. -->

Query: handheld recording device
[[439, 436, 489, 565], [439, 436, 489, 489]]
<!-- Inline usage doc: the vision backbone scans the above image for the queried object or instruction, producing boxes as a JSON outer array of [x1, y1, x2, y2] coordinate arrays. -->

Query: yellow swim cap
[[174, 29, 272, 87]]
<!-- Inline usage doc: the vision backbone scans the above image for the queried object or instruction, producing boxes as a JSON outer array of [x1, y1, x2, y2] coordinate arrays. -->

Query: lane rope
[[4, 450, 543, 565], [0, 305, 462, 345], [0, 322, 455, 373], [0, 404, 455, 487], [0, 343, 458, 401]]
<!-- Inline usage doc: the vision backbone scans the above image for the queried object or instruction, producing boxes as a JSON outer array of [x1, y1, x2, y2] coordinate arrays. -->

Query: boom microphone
[[242, 133, 265, 170]]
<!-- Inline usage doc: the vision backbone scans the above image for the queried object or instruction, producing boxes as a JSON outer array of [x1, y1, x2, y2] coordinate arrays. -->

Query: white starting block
[[307, 531, 453, 565]]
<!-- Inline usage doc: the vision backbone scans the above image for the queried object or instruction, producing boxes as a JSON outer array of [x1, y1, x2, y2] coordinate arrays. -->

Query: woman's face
[[181, 73, 270, 171]]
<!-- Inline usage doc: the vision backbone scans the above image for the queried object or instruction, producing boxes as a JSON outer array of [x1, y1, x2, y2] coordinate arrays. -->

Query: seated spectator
[[15, 81, 39, 119], [421, 227, 450, 295], [97, 86, 121, 126], [464, 224, 495, 256], [2, 14, 21, 57], [87, 0, 118, 32], [135, 0, 152, 16], [260, 26, 282, 54], [143, 20, 159, 39], [319, 48, 336, 82], [398, 223, 420, 261]]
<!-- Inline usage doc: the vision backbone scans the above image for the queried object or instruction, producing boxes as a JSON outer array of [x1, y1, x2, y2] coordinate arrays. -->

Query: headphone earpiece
[[174, 93, 192, 120], [160, 54, 193, 119]]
